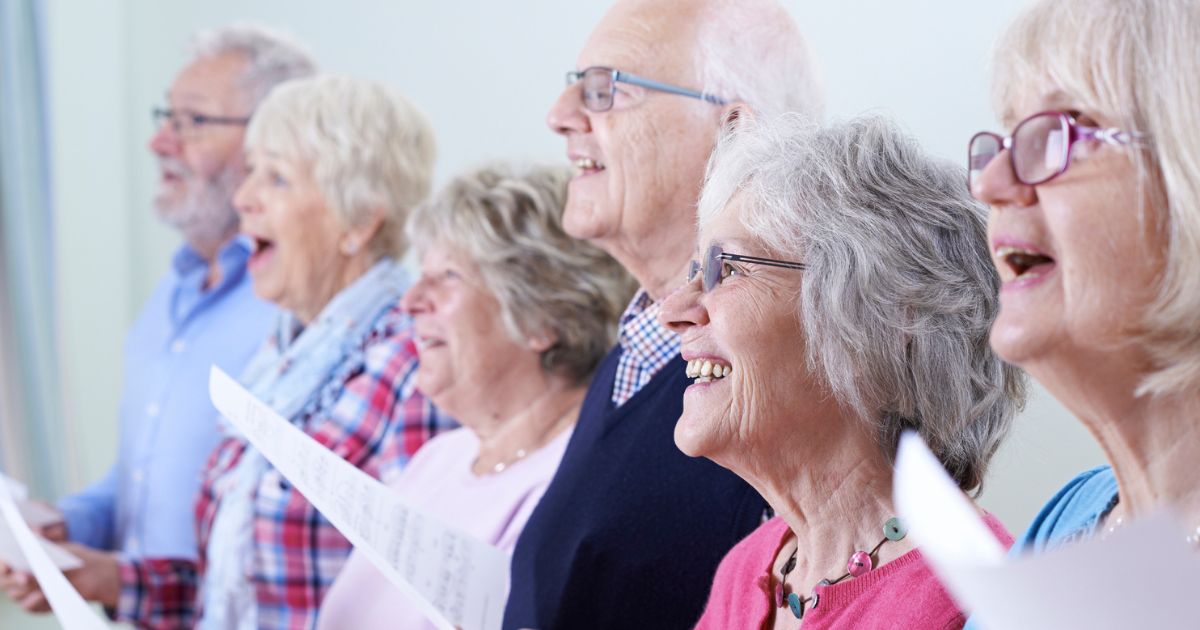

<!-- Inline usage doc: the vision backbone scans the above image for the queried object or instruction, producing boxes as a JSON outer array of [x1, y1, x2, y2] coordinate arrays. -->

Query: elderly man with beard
[[0, 24, 314, 614], [503, 1, 823, 629]]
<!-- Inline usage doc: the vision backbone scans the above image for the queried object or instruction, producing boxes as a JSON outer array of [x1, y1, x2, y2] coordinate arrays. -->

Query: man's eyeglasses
[[152, 107, 250, 137], [565, 66, 727, 113], [687, 244, 805, 293], [967, 110, 1146, 193]]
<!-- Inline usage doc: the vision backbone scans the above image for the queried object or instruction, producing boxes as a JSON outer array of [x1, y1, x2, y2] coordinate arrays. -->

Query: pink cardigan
[[694, 514, 1012, 630]]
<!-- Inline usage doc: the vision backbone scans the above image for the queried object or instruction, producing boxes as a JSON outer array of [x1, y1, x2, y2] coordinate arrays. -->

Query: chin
[[988, 318, 1054, 368], [673, 413, 714, 459], [561, 198, 614, 243]]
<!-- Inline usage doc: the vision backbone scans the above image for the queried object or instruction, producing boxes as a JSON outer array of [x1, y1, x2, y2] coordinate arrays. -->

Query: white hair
[[696, 0, 824, 120], [991, 0, 1200, 397], [187, 22, 316, 108], [700, 114, 1027, 492], [245, 75, 437, 258]]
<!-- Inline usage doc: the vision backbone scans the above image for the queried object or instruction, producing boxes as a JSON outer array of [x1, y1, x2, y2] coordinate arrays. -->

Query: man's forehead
[[579, 0, 704, 76], [168, 53, 247, 108]]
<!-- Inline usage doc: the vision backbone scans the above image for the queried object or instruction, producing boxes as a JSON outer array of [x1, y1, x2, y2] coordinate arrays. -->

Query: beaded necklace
[[775, 517, 907, 621], [1100, 494, 1200, 545]]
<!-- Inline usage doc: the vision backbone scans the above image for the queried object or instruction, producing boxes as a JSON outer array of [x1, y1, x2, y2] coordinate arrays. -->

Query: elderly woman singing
[[317, 163, 632, 629], [13, 76, 453, 629], [967, 0, 1200, 560], [661, 115, 1025, 630]]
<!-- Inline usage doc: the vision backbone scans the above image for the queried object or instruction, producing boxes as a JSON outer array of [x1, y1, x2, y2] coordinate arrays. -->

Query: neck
[[615, 237, 693, 302], [467, 375, 585, 476], [728, 409, 912, 591], [293, 253, 377, 325], [1033, 348, 1200, 523], [185, 230, 237, 290]]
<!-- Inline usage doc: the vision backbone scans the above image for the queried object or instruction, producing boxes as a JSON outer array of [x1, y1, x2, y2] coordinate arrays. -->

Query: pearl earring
[[340, 239, 361, 256]]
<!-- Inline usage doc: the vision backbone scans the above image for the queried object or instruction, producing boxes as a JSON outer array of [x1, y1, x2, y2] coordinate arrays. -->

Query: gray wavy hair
[[407, 164, 636, 384], [187, 22, 317, 108], [699, 114, 1027, 492]]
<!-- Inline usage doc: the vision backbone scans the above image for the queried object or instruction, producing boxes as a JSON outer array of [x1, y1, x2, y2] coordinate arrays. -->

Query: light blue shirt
[[58, 237, 276, 559], [963, 466, 1117, 629]]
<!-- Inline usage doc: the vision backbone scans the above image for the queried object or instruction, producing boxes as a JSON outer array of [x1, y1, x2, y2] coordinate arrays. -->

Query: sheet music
[[0, 469, 107, 629], [208, 366, 510, 630], [894, 432, 1200, 629]]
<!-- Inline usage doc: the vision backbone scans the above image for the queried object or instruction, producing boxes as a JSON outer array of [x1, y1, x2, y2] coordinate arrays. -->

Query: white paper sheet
[[0, 473, 81, 572], [894, 432, 1200, 630], [0, 472, 67, 528], [0, 469, 108, 629], [208, 366, 510, 630]]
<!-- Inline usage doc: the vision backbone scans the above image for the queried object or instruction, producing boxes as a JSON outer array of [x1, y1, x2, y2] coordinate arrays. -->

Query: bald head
[[547, 0, 821, 299]]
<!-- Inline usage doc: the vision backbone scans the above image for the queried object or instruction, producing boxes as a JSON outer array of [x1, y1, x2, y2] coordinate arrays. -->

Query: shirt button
[[146, 403, 160, 418], [131, 469, 144, 483], [170, 339, 187, 354]]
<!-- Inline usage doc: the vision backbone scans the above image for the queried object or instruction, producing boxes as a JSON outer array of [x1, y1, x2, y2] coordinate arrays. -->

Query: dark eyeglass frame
[[967, 110, 1145, 192], [688, 244, 805, 293], [152, 107, 251, 136], [565, 66, 728, 113]]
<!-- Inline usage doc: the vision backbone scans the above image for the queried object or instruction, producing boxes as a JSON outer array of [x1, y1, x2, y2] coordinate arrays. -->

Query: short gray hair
[[697, 0, 824, 120], [700, 114, 1027, 492], [187, 22, 316, 108], [245, 75, 437, 258], [407, 163, 636, 384], [992, 0, 1200, 397]]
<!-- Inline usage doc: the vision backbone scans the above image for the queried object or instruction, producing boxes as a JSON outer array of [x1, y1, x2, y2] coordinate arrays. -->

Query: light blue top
[[963, 465, 1118, 629], [1010, 465, 1119, 554], [58, 237, 276, 560]]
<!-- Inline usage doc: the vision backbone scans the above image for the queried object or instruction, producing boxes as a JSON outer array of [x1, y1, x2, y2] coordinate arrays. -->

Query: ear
[[340, 208, 386, 256], [527, 330, 558, 354], [719, 101, 755, 132]]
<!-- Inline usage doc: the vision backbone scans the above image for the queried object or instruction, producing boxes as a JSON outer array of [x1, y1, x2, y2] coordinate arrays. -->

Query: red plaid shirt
[[113, 305, 450, 629]]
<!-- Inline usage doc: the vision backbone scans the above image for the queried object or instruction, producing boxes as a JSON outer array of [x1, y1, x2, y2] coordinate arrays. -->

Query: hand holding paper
[[0, 469, 109, 629]]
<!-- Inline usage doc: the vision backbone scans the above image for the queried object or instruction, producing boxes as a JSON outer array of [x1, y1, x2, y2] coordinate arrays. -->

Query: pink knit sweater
[[693, 514, 1012, 630]]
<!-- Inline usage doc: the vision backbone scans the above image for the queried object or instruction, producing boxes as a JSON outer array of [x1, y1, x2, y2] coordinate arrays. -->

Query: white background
[[12, 0, 1106, 624]]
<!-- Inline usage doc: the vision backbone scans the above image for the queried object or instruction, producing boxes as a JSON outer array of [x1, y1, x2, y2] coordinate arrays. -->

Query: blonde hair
[[407, 163, 635, 384], [992, 0, 1200, 396], [245, 75, 436, 258]]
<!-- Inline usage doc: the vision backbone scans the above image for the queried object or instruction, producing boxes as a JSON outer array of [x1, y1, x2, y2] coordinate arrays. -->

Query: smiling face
[[400, 247, 547, 421], [972, 92, 1167, 376], [660, 194, 827, 468], [148, 52, 251, 245], [545, 0, 726, 296], [234, 148, 367, 323]]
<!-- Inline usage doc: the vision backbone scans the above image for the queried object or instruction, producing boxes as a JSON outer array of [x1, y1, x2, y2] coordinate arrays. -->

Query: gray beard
[[154, 163, 240, 249]]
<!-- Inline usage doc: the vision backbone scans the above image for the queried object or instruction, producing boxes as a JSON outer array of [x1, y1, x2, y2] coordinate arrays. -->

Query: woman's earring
[[340, 239, 361, 256]]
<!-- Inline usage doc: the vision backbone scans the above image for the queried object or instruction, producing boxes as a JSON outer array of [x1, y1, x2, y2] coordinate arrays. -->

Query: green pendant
[[787, 592, 804, 619]]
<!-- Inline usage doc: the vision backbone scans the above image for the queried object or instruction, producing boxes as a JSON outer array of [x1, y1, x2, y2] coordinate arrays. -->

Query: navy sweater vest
[[503, 344, 767, 630]]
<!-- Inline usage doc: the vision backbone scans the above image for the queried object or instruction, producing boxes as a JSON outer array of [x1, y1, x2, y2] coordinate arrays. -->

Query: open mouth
[[246, 234, 276, 271], [684, 358, 733, 384], [415, 336, 446, 351], [572, 157, 606, 176], [996, 245, 1056, 282]]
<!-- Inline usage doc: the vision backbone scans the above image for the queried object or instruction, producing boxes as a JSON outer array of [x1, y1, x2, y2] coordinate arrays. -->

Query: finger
[[39, 523, 67, 543], [18, 588, 49, 613], [3, 572, 34, 599]]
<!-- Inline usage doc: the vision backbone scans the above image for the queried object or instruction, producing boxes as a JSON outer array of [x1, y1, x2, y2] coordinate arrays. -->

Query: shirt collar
[[171, 236, 252, 281], [617, 289, 678, 361]]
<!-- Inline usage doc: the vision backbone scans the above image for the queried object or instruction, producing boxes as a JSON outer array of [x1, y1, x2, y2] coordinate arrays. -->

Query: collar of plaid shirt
[[611, 290, 682, 406]]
